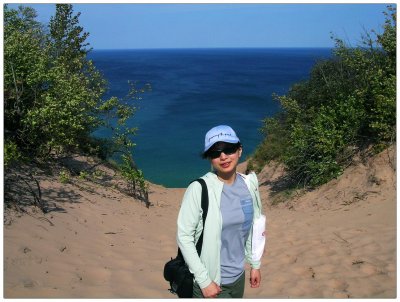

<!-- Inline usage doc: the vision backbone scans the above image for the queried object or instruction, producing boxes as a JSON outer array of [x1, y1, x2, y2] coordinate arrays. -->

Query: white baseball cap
[[204, 125, 240, 152]]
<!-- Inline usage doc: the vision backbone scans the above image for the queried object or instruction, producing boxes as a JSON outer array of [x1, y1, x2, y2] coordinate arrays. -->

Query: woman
[[177, 125, 265, 298]]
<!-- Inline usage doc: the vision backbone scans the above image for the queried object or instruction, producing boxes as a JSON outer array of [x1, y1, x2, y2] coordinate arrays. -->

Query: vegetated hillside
[[253, 144, 396, 211]]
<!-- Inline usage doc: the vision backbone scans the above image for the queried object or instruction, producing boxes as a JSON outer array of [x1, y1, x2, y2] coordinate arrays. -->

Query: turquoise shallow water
[[89, 48, 332, 187]]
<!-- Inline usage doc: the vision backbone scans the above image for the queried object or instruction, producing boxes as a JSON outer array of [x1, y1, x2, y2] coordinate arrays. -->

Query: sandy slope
[[3, 146, 396, 298]]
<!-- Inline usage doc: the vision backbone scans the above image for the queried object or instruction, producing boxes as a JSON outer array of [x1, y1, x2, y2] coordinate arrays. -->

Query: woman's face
[[208, 143, 242, 176]]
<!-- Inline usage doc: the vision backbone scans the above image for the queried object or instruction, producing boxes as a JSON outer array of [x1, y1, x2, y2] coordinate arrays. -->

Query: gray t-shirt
[[220, 175, 254, 284]]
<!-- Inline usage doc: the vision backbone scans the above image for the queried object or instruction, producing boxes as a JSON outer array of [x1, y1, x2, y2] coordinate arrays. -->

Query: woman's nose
[[219, 152, 228, 159]]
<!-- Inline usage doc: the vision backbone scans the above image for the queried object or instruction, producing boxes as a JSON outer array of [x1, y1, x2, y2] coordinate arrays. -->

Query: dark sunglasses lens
[[209, 150, 222, 159], [224, 147, 237, 155], [208, 147, 237, 159]]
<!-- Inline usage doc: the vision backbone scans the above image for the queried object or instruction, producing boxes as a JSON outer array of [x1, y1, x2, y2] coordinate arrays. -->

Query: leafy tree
[[4, 5, 48, 154], [4, 4, 150, 210], [49, 4, 90, 70], [21, 4, 107, 156]]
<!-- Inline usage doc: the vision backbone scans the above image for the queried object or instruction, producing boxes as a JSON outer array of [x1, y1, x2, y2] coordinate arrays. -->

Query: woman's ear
[[238, 147, 243, 158]]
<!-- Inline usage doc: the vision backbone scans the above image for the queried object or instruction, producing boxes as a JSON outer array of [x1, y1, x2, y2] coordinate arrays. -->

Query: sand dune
[[4, 146, 396, 298]]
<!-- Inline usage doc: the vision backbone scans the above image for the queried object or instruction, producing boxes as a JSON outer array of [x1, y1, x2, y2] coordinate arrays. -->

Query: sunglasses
[[208, 146, 239, 159]]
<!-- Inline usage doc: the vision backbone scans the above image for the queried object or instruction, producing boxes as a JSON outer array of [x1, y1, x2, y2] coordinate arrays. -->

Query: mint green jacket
[[176, 172, 263, 289]]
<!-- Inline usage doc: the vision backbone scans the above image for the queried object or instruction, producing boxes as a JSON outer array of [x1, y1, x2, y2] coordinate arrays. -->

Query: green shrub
[[253, 5, 396, 188], [79, 171, 89, 180], [59, 169, 71, 184], [4, 140, 23, 168], [248, 113, 289, 172]]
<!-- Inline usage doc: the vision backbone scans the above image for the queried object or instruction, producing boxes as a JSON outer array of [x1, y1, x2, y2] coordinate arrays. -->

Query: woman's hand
[[201, 281, 222, 298], [250, 268, 261, 288]]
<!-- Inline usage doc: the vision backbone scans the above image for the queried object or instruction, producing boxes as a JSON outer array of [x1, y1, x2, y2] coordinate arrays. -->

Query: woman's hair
[[201, 142, 242, 159]]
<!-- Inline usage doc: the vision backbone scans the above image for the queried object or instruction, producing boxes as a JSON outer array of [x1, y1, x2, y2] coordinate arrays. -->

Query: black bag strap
[[194, 178, 208, 255], [177, 178, 209, 258]]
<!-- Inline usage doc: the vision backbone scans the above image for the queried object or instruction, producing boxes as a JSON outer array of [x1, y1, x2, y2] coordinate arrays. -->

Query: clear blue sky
[[6, 2, 393, 49]]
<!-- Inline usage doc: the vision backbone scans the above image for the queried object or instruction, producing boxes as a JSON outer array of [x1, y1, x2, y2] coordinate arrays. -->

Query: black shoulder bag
[[163, 178, 209, 298]]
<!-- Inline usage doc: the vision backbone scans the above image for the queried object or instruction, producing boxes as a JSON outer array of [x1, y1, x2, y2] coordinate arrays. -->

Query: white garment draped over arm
[[252, 214, 266, 262]]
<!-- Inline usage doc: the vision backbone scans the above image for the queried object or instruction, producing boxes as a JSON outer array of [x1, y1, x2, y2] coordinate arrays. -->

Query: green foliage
[[79, 171, 89, 180], [92, 169, 106, 179], [49, 4, 90, 71], [4, 4, 106, 157], [4, 4, 151, 205], [253, 6, 396, 188], [4, 5, 48, 151], [59, 169, 71, 184], [119, 155, 149, 206], [4, 140, 23, 168], [248, 112, 289, 172], [376, 6, 396, 71], [98, 81, 151, 205]]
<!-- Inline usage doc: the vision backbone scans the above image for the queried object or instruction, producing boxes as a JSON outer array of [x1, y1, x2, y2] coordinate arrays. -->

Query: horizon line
[[91, 46, 335, 51]]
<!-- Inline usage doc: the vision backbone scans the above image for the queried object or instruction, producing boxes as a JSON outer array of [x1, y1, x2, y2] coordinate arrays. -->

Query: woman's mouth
[[220, 162, 231, 169]]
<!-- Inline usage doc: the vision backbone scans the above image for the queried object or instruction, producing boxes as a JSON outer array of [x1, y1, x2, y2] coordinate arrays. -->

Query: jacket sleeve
[[176, 181, 212, 288], [244, 172, 263, 269]]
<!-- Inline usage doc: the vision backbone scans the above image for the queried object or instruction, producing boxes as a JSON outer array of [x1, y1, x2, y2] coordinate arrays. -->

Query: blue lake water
[[89, 48, 332, 187]]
